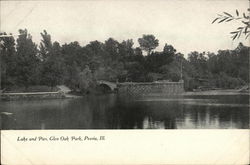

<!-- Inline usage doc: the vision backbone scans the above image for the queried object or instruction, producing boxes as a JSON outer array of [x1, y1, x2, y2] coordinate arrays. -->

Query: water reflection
[[142, 117, 165, 129], [0, 94, 249, 129]]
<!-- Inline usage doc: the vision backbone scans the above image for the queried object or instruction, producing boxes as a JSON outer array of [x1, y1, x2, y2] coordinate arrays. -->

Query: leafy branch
[[212, 9, 250, 40]]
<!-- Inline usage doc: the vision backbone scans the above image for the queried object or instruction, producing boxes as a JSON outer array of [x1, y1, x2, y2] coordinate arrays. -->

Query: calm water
[[0, 94, 249, 129]]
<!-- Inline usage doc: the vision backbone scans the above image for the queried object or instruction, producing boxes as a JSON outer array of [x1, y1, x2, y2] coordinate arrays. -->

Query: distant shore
[[1, 88, 248, 101], [183, 89, 249, 96]]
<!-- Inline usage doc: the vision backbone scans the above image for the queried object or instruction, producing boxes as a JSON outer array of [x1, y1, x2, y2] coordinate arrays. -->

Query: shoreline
[[1, 89, 248, 101], [183, 89, 249, 96], [0, 91, 81, 101]]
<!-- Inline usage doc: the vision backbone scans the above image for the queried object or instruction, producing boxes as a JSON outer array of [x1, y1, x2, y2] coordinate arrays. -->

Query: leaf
[[218, 17, 228, 23], [226, 18, 233, 22], [237, 27, 244, 30], [212, 18, 219, 24], [237, 30, 242, 39], [242, 21, 249, 25], [244, 26, 248, 34], [243, 13, 247, 19], [236, 10, 239, 16], [230, 31, 238, 34], [223, 12, 232, 17], [232, 33, 238, 40], [245, 33, 250, 39]]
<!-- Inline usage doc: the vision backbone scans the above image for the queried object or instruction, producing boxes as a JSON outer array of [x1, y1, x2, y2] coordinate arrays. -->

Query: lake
[[0, 94, 249, 129]]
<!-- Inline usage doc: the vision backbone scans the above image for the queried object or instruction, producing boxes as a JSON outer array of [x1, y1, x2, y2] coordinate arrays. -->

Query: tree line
[[0, 29, 249, 93]]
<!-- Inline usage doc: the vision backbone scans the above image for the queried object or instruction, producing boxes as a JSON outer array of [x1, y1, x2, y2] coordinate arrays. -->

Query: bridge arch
[[97, 80, 117, 91], [98, 84, 112, 93]]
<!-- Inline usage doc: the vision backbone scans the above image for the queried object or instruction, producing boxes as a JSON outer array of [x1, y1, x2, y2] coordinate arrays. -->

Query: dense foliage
[[0, 30, 249, 93]]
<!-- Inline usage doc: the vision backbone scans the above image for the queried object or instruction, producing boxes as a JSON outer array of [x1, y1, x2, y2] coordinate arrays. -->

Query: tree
[[138, 34, 159, 55], [78, 65, 96, 93], [144, 44, 176, 73], [15, 29, 39, 88], [39, 31, 65, 89], [61, 41, 88, 68], [64, 61, 81, 90], [0, 33, 16, 88], [84, 40, 105, 71], [125, 61, 145, 82], [163, 44, 176, 54], [118, 39, 134, 60], [104, 38, 120, 62], [235, 43, 249, 82], [40, 41, 65, 89], [39, 30, 53, 60]]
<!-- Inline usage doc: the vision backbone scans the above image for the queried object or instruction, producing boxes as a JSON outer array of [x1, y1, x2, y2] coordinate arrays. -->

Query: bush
[[215, 73, 245, 89]]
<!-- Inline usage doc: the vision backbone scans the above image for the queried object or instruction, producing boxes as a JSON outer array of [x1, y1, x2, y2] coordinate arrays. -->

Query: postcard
[[0, 0, 249, 164]]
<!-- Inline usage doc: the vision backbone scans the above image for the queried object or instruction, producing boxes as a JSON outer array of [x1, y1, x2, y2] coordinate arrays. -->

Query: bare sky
[[1, 0, 249, 55]]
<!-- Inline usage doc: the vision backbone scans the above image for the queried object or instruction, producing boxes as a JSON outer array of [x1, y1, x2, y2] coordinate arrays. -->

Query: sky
[[0, 0, 249, 56]]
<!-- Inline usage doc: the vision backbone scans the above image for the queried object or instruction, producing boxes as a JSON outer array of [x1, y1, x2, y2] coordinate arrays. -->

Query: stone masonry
[[117, 81, 184, 96]]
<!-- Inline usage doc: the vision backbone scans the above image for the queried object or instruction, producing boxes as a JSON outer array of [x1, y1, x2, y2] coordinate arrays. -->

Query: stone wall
[[117, 81, 184, 96]]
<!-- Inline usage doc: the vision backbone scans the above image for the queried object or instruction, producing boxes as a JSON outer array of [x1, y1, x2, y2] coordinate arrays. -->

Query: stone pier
[[117, 81, 184, 96]]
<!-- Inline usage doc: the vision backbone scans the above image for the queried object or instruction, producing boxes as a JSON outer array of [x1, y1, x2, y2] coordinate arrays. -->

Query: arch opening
[[98, 84, 112, 93]]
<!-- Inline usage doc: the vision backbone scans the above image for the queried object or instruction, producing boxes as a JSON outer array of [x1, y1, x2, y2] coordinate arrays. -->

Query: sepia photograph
[[0, 0, 249, 164], [0, 0, 249, 130]]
